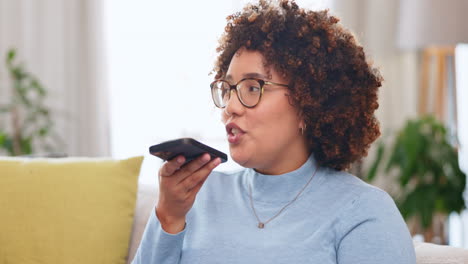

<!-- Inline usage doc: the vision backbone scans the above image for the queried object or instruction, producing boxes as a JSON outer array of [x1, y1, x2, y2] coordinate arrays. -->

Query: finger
[[174, 153, 211, 183], [182, 157, 221, 192], [187, 158, 221, 195], [187, 177, 207, 196], [160, 155, 185, 177]]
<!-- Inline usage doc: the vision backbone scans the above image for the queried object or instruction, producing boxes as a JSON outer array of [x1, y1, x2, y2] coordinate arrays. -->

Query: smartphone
[[149, 138, 228, 165]]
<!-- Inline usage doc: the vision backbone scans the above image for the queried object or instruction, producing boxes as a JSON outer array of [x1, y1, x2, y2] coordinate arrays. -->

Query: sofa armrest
[[414, 241, 468, 264]]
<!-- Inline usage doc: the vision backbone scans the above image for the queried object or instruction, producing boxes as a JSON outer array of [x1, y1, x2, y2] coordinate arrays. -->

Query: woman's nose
[[224, 89, 244, 116]]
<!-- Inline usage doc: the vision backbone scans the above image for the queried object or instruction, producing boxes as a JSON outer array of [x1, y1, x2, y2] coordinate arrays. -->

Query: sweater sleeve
[[131, 207, 185, 264], [336, 188, 416, 264]]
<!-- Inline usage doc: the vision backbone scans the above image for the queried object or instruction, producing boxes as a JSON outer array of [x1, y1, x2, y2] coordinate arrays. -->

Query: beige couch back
[[127, 183, 158, 264]]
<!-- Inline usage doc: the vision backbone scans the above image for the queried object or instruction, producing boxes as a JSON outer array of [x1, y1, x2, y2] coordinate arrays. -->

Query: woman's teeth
[[232, 128, 240, 135]]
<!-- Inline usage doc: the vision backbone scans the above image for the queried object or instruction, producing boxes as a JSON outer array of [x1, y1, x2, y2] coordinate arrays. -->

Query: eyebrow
[[225, 72, 269, 81]]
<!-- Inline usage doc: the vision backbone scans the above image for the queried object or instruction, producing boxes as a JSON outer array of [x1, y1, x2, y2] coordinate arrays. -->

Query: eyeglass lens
[[211, 79, 262, 108]]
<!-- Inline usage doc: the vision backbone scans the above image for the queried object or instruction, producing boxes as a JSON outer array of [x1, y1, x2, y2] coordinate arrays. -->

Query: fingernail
[[177, 157, 184, 164], [214, 158, 221, 166], [201, 154, 210, 162]]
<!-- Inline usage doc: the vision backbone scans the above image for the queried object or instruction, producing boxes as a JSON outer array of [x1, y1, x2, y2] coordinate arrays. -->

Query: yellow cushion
[[0, 156, 144, 264]]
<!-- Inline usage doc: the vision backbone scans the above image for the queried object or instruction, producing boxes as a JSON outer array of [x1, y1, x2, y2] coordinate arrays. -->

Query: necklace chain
[[248, 167, 318, 229]]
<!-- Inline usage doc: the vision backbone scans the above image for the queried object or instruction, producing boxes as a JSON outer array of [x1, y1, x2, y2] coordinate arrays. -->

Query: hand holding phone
[[151, 138, 226, 234]]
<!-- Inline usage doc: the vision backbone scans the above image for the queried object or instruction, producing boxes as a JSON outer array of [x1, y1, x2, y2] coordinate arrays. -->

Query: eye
[[247, 85, 260, 93]]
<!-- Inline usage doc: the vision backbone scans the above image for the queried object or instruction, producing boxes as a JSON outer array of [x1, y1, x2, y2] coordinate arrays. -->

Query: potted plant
[[0, 48, 62, 156], [366, 115, 466, 244]]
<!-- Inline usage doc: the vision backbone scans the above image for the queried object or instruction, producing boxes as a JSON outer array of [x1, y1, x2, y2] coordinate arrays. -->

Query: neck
[[245, 153, 320, 204], [255, 138, 310, 175]]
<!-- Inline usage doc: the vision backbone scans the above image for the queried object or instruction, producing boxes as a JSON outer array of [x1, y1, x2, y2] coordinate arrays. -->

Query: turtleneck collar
[[243, 154, 323, 204]]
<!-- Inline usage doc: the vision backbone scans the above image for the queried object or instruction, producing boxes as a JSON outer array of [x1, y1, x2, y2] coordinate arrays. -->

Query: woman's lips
[[226, 123, 245, 144]]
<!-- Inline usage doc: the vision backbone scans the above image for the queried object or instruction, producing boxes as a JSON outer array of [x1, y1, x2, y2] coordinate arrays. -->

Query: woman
[[133, 1, 416, 263]]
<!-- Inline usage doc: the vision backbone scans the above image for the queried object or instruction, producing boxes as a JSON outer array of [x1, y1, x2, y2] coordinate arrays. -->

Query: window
[[449, 44, 468, 248]]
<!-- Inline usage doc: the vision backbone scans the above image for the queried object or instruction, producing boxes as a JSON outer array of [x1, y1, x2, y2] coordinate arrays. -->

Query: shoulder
[[321, 167, 382, 192], [326, 170, 416, 262], [319, 167, 395, 210], [322, 169, 411, 239], [317, 168, 404, 230]]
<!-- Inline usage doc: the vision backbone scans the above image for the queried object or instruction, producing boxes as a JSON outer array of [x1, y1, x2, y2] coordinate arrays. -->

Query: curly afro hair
[[213, 0, 382, 171]]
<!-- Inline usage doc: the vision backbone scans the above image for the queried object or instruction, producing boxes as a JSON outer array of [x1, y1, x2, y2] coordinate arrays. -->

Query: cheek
[[259, 104, 299, 135], [250, 108, 286, 135], [221, 111, 229, 124]]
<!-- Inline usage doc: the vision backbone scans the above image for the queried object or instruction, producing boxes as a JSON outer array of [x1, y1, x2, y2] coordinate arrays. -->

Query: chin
[[229, 148, 253, 168]]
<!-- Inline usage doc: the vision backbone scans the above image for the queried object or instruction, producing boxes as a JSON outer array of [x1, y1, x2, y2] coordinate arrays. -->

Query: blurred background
[[0, 0, 467, 248]]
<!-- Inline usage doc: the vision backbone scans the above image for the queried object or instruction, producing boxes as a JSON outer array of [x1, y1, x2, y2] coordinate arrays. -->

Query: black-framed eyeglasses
[[210, 78, 289, 108]]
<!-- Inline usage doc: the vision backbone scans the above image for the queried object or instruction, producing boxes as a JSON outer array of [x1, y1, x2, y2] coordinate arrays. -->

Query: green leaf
[[20, 137, 33, 155], [2, 136, 14, 155], [0, 131, 6, 146], [400, 185, 436, 229], [39, 127, 49, 137], [31, 79, 46, 96], [7, 48, 16, 62], [11, 66, 27, 80], [385, 142, 401, 172], [15, 83, 33, 107]]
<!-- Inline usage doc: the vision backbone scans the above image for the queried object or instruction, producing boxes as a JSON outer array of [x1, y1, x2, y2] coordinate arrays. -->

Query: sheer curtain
[[0, 0, 109, 156]]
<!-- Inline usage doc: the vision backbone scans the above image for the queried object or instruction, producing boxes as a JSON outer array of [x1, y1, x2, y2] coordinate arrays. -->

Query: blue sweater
[[132, 156, 416, 263]]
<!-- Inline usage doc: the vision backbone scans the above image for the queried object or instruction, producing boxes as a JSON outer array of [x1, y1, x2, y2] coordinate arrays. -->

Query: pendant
[[258, 222, 265, 229]]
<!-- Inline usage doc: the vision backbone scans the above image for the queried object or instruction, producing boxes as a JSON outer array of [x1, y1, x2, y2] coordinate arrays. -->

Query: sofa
[[1, 156, 467, 263]]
